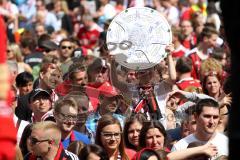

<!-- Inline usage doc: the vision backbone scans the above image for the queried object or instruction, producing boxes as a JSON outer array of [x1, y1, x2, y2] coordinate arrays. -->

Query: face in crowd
[[91, 66, 109, 85], [19, 81, 33, 96], [127, 120, 142, 147], [204, 75, 221, 97], [99, 95, 120, 114], [54, 105, 78, 133], [180, 20, 193, 37], [59, 40, 74, 60], [145, 127, 165, 150], [72, 69, 88, 87], [195, 106, 220, 136], [40, 64, 62, 89], [30, 129, 51, 157], [100, 123, 122, 153], [30, 93, 52, 116]]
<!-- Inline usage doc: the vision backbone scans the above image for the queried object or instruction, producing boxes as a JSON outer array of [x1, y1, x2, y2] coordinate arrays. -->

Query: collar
[[70, 131, 76, 142], [54, 144, 65, 160], [176, 77, 194, 83]]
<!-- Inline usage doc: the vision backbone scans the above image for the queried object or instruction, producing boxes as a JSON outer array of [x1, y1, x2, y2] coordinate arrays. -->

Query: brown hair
[[67, 141, 85, 157], [95, 114, 129, 160], [139, 121, 167, 149], [54, 97, 78, 113], [123, 113, 147, 150]]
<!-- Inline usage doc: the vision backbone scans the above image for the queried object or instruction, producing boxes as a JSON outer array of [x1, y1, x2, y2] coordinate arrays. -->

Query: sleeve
[[184, 92, 215, 102]]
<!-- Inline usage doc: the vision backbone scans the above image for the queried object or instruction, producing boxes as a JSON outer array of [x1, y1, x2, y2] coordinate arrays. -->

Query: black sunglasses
[[61, 46, 72, 50], [30, 137, 49, 145]]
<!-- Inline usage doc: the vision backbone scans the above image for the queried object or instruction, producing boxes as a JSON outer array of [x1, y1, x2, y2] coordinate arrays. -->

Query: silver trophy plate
[[107, 7, 172, 70]]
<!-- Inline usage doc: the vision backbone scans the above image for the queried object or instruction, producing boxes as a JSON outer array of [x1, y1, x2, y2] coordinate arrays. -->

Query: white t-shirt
[[171, 132, 229, 159], [14, 114, 29, 144]]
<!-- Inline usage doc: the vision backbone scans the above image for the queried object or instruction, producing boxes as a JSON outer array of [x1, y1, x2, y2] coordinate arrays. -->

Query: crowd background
[[0, 0, 232, 160]]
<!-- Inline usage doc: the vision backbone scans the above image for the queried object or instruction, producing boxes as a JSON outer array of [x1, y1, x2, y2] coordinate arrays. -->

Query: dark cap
[[29, 88, 51, 103], [39, 40, 58, 51], [87, 58, 107, 73]]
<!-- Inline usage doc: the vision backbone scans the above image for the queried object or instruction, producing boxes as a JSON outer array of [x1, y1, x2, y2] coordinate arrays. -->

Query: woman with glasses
[[123, 113, 147, 151], [95, 114, 135, 160], [54, 97, 90, 149]]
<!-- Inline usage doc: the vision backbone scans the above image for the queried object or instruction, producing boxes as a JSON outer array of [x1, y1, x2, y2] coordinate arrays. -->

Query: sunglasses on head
[[61, 46, 72, 50]]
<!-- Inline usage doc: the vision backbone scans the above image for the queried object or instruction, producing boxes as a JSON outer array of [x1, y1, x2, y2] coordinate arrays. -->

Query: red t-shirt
[[77, 25, 101, 50]]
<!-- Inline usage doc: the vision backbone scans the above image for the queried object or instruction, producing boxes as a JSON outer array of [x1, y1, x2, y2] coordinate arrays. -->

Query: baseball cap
[[39, 40, 58, 51], [99, 84, 121, 98], [29, 88, 51, 103], [87, 58, 107, 73]]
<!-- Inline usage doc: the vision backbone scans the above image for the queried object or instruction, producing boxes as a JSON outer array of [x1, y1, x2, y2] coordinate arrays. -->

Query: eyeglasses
[[101, 132, 122, 140], [61, 46, 72, 50], [43, 49, 51, 53], [30, 137, 49, 145], [58, 112, 78, 122]]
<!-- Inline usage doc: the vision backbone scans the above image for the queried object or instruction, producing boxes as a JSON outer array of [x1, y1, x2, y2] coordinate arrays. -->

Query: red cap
[[99, 83, 120, 97]]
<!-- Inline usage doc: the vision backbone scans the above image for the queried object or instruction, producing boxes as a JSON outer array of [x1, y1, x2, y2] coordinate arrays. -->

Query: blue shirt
[[61, 130, 91, 149]]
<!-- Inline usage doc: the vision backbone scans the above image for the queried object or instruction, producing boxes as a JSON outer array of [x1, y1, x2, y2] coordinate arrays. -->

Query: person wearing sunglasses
[[59, 38, 74, 75], [25, 121, 79, 160], [86, 57, 114, 110], [53, 97, 90, 149]]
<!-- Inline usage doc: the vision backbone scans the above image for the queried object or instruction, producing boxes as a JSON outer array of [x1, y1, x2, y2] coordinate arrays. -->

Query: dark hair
[[123, 113, 147, 150], [176, 57, 193, 73], [187, 141, 209, 160], [20, 37, 37, 52], [134, 148, 162, 160], [139, 121, 167, 149], [79, 144, 108, 160], [155, 149, 169, 160], [68, 62, 87, 80], [19, 124, 33, 156], [67, 141, 85, 157], [195, 98, 219, 116], [59, 38, 73, 47], [15, 72, 34, 87], [211, 47, 226, 61], [37, 34, 51, 48], [95, 114, 129, 160], [199, 26, 218, 42]]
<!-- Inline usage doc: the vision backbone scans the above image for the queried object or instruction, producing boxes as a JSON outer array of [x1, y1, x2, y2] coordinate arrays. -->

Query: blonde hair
[[7, 43, 23, 62], [200, 58, 223, 81], [32, 121, 61, 145]]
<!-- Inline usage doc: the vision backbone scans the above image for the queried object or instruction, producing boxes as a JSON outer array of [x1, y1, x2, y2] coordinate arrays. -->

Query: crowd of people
[[0, 0, 231, 160]]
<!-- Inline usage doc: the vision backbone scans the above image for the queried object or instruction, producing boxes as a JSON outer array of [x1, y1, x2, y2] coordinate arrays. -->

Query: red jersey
[[186, 48, 209, 80], [86, 81, 116, 111], [172, 45, 189, 58], [77, 24, 102, 50], [176, 77, 202, 91], [182, 33, 197, 49]]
